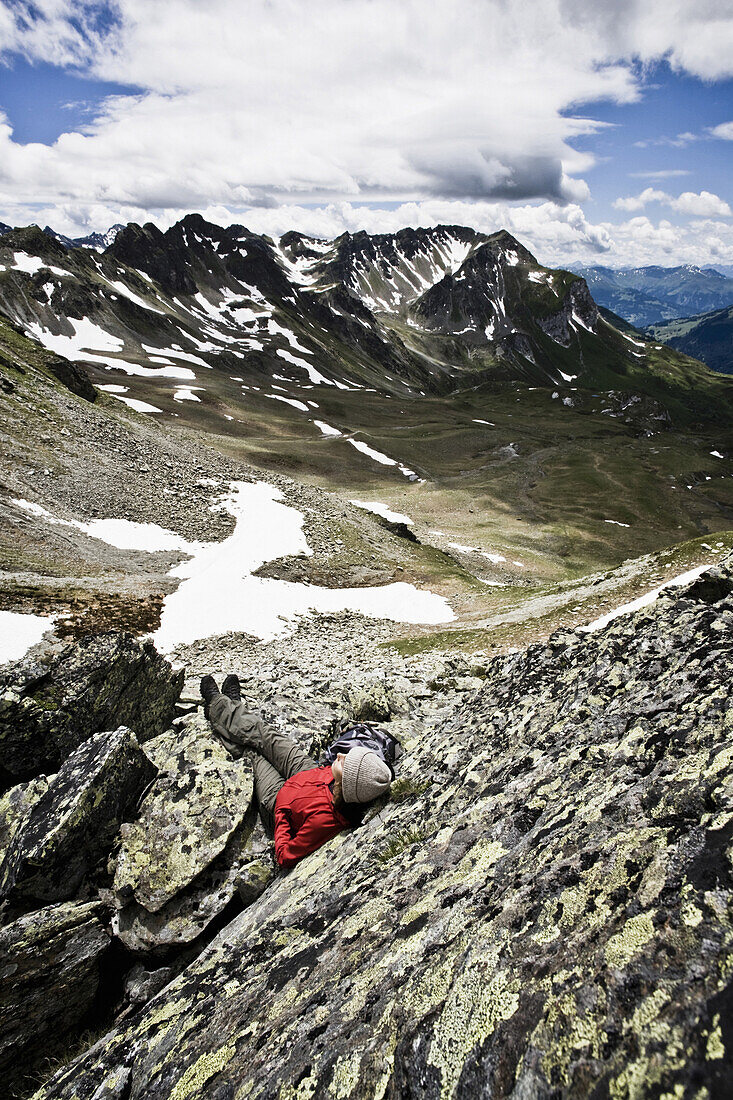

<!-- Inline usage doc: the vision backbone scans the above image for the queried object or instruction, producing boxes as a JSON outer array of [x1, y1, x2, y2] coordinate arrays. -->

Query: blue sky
[[572, 65, 733, 217], [0, 57, 138, 145], [0, 0, 732, 267]]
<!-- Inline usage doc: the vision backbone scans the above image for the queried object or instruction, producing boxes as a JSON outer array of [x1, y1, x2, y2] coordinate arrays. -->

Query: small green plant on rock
[[389, 777, 430, 803], [377, 827, 426, 864]]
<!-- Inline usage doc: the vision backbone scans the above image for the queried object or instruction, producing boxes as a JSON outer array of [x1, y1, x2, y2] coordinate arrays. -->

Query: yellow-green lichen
[[706, 1015, 724, 1060], [428, 959, 520, 1100], [169, 1040, 235, 1100], [330, 1049, 362, 1099], [604, 911, 656, 969]]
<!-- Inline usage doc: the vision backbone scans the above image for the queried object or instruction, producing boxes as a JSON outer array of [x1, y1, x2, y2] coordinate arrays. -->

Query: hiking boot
[[222, 674, 241, 702], [200, 675, 219, 706]]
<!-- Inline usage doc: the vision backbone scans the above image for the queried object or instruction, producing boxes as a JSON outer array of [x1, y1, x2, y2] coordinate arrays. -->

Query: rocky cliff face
[[0, 559, 728, 1098]]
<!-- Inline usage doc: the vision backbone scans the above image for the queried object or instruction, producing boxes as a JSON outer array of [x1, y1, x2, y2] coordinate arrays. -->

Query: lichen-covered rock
[[0, 632, 183, 789], [113, 725, 253, 913], [0, 727, 156, 910], [0, 900, 108, 1096], [107, 713, 272, 951], [110, 819, 273, 952], [341, 676, 406, 722], [30, 563, 733, 1099], [0, 774, 51, 863]]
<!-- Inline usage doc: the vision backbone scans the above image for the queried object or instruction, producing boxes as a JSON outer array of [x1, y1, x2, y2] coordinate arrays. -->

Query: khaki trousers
[[207, 693, 316, 836]]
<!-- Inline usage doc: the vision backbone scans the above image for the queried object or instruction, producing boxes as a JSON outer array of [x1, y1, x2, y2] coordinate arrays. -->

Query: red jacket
[[274, 766, 350, 868]]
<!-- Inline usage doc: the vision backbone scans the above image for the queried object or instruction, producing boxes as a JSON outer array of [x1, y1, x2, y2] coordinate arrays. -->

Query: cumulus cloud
[[614, 188, 732, 217], [5, 194, 733, 269], [0, 0, 730, 222], [709, 120, 733, 140]]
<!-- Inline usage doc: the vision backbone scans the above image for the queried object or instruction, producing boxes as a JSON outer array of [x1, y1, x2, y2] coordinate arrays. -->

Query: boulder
[[0, 774, 51, 863], [111, 833, 273, 952], [47, 356, 97, 402], [109, 714, 273, 951], [341, 676, 403, 722], [0, 632, 183, 788], [0, 727, 156, 910], [30, 561, 733, 1100], [113, 750, 253, 913], [0, 900, 108, 1096]]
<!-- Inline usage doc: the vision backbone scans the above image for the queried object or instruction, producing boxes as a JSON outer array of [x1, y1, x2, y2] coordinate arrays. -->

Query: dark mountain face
[[649, 304, 733, 374], [576, 264, 733, 327]]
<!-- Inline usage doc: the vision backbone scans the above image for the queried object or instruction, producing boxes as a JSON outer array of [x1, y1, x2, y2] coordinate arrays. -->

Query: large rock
[[0, 633, 183, 788], [0, 774, 51, 863], [0, 727, 156, 910], [113, 760, 253, 912], [109, 715, 272, 951], [29, 563, 733, 1098], [0, 900, 108, 1097], [111, 830, 273, 952]]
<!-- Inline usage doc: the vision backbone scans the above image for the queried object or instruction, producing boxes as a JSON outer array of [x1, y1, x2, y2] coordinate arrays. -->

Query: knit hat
[[341, 748, 392, 804]]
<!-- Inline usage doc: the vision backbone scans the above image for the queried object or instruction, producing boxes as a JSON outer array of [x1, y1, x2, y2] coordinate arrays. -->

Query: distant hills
[[0, 221, 123, 252]]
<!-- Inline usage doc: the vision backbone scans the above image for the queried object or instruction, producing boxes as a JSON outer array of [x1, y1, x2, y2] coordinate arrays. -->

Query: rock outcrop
[[0, 633, 184, 788], [0, 900, 109, 1095], [30, 562, 733, 1099], [0, 726, 156, 911], [109, 715, 271, 952]]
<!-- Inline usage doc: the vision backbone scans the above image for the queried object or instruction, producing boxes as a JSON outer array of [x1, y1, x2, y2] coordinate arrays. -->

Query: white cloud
[[1, 1, 732, 270], [614, 188, 732, 217], [0, 0, 730, 222], [5, 194, 733, 270], [709, 120, 733, 140], [629, 169, 691, 179]]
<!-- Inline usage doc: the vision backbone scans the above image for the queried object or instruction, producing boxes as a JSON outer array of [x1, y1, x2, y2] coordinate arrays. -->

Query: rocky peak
[[0, 225, 68, 263]]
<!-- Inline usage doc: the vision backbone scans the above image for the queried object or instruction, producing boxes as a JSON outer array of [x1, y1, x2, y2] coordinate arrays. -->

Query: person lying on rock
[[200, 674, 392, 868]]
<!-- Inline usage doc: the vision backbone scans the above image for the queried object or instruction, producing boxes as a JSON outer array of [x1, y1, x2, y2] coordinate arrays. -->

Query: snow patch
[[13, 498, 192, 551], [313, 420, 342, 437], [350, 500, 414, 525], [103, 278, 164, 314], [0, 610, 57, 664], [111, 395, 162, 413], [448, 541, 506, 563], [275, 349, 335, 386], [583, 565, 710, 633], [152, 481, 453, 648], [266, 394, 310, 412], [348, 440, 422, 480]]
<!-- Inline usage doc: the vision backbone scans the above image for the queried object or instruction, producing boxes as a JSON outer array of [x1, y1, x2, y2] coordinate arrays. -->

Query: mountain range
[[574, 263, 733, 328], [649, 304, 733, 375], [0, 215, 727, 419]]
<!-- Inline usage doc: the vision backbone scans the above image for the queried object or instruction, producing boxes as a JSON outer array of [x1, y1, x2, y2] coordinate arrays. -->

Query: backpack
[[320, 721, 403, 777]]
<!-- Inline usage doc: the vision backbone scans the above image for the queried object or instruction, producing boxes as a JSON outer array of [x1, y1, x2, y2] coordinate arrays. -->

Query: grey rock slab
[[112, 758, 254, 912], [111, 818, 273, 952], [0, 726, 156, 909], [0, 632, 183, 788], [0, 900, 108, 1095], [30, 562, 733, 1100]]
